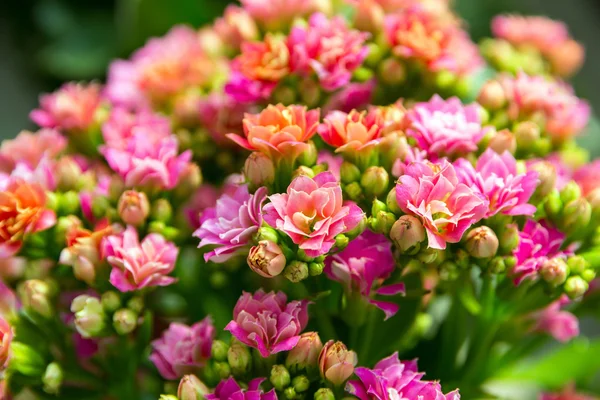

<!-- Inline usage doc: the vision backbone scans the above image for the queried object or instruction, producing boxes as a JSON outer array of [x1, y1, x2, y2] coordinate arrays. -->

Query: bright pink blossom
[[207, 377, 277, 400], [325, 231, 405, 319], [454, 149, 539, 217], [264, 172, 364, 257], [240, 0, 331, 30], [395, 160, 488, 250], [0, 129, 66, 173], [225, 290, 310, 357], [150, 316, 215, 380], [324, 80, 375, 114], [30, 83, 102, 131], [102, 107, 172, 150], [403, 95, 489, 158], [289, 13, 370, 91], [101, 226, 179, 292], [532, 295, 579, 343], [574, 160, 600, 197], [346, 352, 460, 400], [319, 109, 383, 153], [0, 317, 12, 370], [492, 15, 569, 54], [194, 185, 267, 263]]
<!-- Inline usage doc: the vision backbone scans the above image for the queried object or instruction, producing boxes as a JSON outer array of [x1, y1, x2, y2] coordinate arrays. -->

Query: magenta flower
[[454, 149, 539, 217], [403, 95, 489, 158], [395, 160, 488, 250], [512, 220, 568, 284], [207, 377, 277, 400], [150, 316, 215, 380], [225, 290, 310, 357], [532, 295, 579, 343], [224, 71, 278, 104], [325, 231, 405, 319], [289, 13, 370, 91], [264, 172, 364, 257], [101, 226, 179, 292], [194, 185, 267, 263], [324, 80, 375, 114], [346, 352, 460, 400]]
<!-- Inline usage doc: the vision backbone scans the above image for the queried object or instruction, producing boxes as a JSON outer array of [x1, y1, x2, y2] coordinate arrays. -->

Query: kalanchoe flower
[[207, 377, 277, 400], [225, 290, 310, 357], [198, 94, 249, 146], [248, 240, 287, 278], [573, 159, 600, 197], [346, 352, 460, 400], [318, 109, 383, 154], [101, 226, 179, 292], [288, 13, 370, 91], [0, 317, 12, 370], [324, 80, 375, 114], [532, 295, 579, 342], [227, 104, 320, 162], [214, 5, 258, 51], [454, 149, 539, 217], [118, 190, 150, 226], [150, 316, 215, 380], [319, 340, 357, 386], [264, 172, 364, 257], [325, 231, 405, 319], [240, 0, 331, 30], [183, 184, 222, 230], [286, 331, 323, 371], [194, 185, 267, 263], [395, 160, 488, 250], [403, 95, 489, 158], [0, 129, 66, 173], [512, 220, 568, 284]]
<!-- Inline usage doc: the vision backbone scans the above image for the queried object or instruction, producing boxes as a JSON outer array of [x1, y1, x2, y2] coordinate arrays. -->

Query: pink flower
[[225, 290, 310, 357], [532, 295, 579, 342], [30, 83, 102, 131], [102, 107, 171, 150], [227, 104, 320, 161], [454, 149, 539, 217], [395, 160, 488, 250], [0, 317, 12, 371], [540, 384, 596, 400], [574, 160, 600, 197], [183, 185, 221, 230], [0, 129, 66, 173], [194, 185, 267, 263], [317, 151, 343, 181], [319, 109, 383, 153], [346, 352, 460, 400], [240, 0, 331, 30], [0, 281, 19, 318], [101, 226, 179, 292], [324, 80, 375, 114], [512, 220, 568, 284], [150, 316, 215, 380], [214, 5, 258, 51], [403, 95, 488, 158], [491, 15, 569, 55], [289, 13, 370, 91], [198, 94, 251, 146], [325, 231, 405, 319], [225, 71, 278, 104], [264, 172, 364, 257], [207, 377, 277, 400]]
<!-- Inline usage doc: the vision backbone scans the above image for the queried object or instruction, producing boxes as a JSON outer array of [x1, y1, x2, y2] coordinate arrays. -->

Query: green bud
[[386, 188, 402, 215], [372, 211, 396, 235], [544, 189, 563, 220], [298, 141, 318, 167], [335, 234, 350, 251], [344, 182, 363, 201], [582, 269, 596, 283], [43, 362, 63, 395], [212, 340, 230, 362], [178, 375, 210, 400], [270, 365, 291, 391], [148, 221, 166, 235], [60, 191, 80, 215], [499, 224, 520, 254], [71, 295, 107, 338], [152, 199, 173, 223], [284, 387, 297, 400], [273, 86, 297, 104], [228, 342, 251, 376], [162, 226, 181, 241], [293, 166, 316, 179], [372, 199, 387, 216], [567, 255, 588, 275], [9, 342, 46, 377], [46, 192, 59, 211], [113, 309, 137, 335], [361, 167, 389, 198], [504, 255, 517, 269], [418, 248, 438, 265], [455, 249, 471, 269], [91, 196, 111, 219], [101, 291, 121, 313], [312, 163, 328, 175], [340, 162, 361, 184], [353, 66, 374, 83], [514, 121, 540, 150], [256, 226, 279, 243], [489, 257, 506, 274], [284, 261, 309, 283], [561, 198, 592, 232], [297, 248, 313, 262], [564, 276, 589, 299], [127, 297, 144, 314], [309, 262, 325, 276], [435, 70, 456, 89], [213, 361, 232, 379], [21, 279, 54, 318], [379, 58, 406, 85], [560, 181, 582, 205], [540, 259, 569, 286], [159, 396, 178, 400], [439, 261, 458, 281], [292, 376, 310, 393], [346, 217, 367, 239], [315, 388, 335, 400]]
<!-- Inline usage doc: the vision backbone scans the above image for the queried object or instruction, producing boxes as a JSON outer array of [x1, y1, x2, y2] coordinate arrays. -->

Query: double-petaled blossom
[[395, 160, 488, 250], [0, 317, 12, 370], [346, 352, 460, 400], [325, 231, 405, 319], [194, 185, 267, 263], [207, 377, 277, 400], [512, 220, 568, 284], [288, 13, 370, 91], [0, 178, 57, 257], [532, 295, 579, 343], [318, 109, 383, 154], [101, 226, 179, 292], [573, 160, 600, 197], [214, 5, 258, 51], [227, 104, 320, 161], [324, 80, 375, 114], [225, 290, 310, 357], [454, 149, 539, 217], [150, 316, 215, 380], [183, 185, 221, 230], [264, 172, 364, 257], [403, 95, 489, 158], [102, 107, 172, 149], [240, 0, 331, 30], [106, 26, 218, 108], [0, 129, 66, 173], [198, 94, 250, 146]]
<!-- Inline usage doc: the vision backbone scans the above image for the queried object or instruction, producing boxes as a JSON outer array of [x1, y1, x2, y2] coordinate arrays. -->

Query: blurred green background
[[1, 0, 600, 155]]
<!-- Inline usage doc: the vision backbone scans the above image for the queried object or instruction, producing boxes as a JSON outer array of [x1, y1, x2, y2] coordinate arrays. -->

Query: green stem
[[357, 311, 377, 363]]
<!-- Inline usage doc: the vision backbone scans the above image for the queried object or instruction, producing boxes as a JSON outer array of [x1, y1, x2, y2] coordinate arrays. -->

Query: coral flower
[[319, 109, 383, 153], [0, 129, 66, 173], [207, 377, 277, 400], [574, 160, 600, 197], [225, 290, 310, 357], [264, 172, 364, 257], [0, 317, 12, 370]]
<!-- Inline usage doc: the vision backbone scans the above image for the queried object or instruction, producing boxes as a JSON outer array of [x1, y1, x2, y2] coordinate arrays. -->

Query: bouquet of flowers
[[1, 0, 599, 399]]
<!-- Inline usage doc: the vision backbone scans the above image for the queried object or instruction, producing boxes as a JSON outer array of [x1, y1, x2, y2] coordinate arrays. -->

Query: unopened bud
[[540, 258, 569, 286], [582, 269, 596, 283], [248, 241, 286, 278], [245, 152, 275, 188], [417, 248, 439, 264], [560, 181, 582, 205], [361, 167, 389, 197], [127, 296, 144, 314], [284, 387, 297, 400], [564, 276, 589, 299], [212, 340, 229, 362], [489, 257, 506, 274], [299, 79, 321, 107], [309, 262, 325, 276], [213, 361, 232, 379], [286, 332, 323, 372], [340, 162, 361, 184], [228, 342, 251, 376], [293, 166, 316, 179], [379, 58, 406, 85], [562, 198, 592, 232], [544, 189, 562, 220], [529, 161, 557, 197], [354, 0, 384, 33], [292, 376, 310, 393], [71, 295, 106, 338], [9, 342, 46, 378], [372, 199, 387, 216], [465, 226, 499, 259], [59, 191, 80, 216], [335, 234, 350, 251], [256, 226, 279, 243], [567, 255, 588, 275], [21, 279, 53, 318], [547, 39, 585, 78], [298, 141, 318, 167], [284, 261, 309, 283], [42, 362, 63, 395], [390, 215, 425, 253], [499, 223, 520, 254], [56, 158, 83, 190], [177, 164, 203, 198], [478, 80, 507, 110], [315, 388, 336, 400], [439, 261, 459, 280], [113, 309, 137, 335], [270, 365, 291, 390], [318, 341, 357, 386], [101, 291, 121, 313], [151, 199, 173, 223], [514, 121, 540, 149], [371, 211, 395, 235], [488, 129, 516, 154], [344, 182, 363, 201], [118, 190, 150, 226], [586, 188, 600, 214], [386, 188, 402, 215], [178, 375, 210, 400]]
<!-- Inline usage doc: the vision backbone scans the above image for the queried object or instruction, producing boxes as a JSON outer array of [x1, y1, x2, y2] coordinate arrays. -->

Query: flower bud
[[178, 375, 210, 400], [499, 223, 520, 254], [318, 341, 357, 386], [514, 121, 540, 149], [113, 309, 137, 335], [56, 158, 83, 191], [59, 191, 81, 215], [561, 198, 592, 232], [127, 296, 144, 314], [529, 161, 556, 197], [101, 291, 121, 313], [245, 152, 275, 188], [361, 167, 389, 197], [286, 332, 323, 372], [176, 164, 203, 198], [390, 215, 425, 253], [9, 342, 46, 378], [160, 396, 178, 400], [477, 80, 507, 110], [586, 188, 600, 214], [228, 341, 251, 376], [298, 141, 318, 167], [386, 187, 402, 215], [344, 182, 363, 201], [118, 190, 150, 226], [212, 340, 229, 362], [417, 248, 439, 264], [372, 199, 387, 217], [256, 226, 279, 243], [487, 129, 516, 155], [284, 387, 297, 400], [340, 162, 361, 184], [544, 189, 563, 220], [564, 276, 589, 299], [292, 376, 310, 393], [488, 257, 506, 274], [567, 256, 588, 275], [309, 262, 325, 276], [465, 226, 499, 259], [547, 39, 585, 78], [71, 295, 107, 338], [21, 279, 53, 318], [248, 240, 286, 278], [293, 166, 316, 179], [540, 258, 569, 286], [284, 261, 309, 283], [213, 361, 232, 379], [314, 388, 336, 400], [560, 181, 581, 205], [379, 58, 406, 85], [299, 79, 321, 108], [371, 211, 396, 235], [151, 199, 173, 223], [42, 362, 63, 395], [270, 365, 291, 390], [335, 234, 350, 251], [353, 0, 384, 33], [582, 269, 596, 282]]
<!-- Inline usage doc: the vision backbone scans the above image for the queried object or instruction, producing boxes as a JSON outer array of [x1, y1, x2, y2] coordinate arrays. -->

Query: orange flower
[[238, 34, 290, 82]]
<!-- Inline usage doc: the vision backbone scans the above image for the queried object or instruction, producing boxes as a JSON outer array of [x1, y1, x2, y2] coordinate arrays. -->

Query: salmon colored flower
[[574, 160, 600, 197], [240, 0, 331, 30], [319, 109, 383, 153], [0, 129, 66, 173], [214, 5, 258, 51]]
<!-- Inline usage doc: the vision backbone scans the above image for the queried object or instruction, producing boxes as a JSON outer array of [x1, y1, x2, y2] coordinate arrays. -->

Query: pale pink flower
[[240, 0, 331, 30], [395, 160, 488, 249], [150, 316, 215, 380], [319, 109, 383, 153], [225, 290, 310, 357], [264, 172, 364, 257], [574, 159, 600, 197], [207, 377, 277, 400], [532, 295, 579, 343], [0, 317, 12, 370], [101, 226, 179, 292], [492, 15, 569, 54], [198, 94, 252, 146], [289, 13, 370, 91], [102, 107, 172, 150], [0, 129, 66, 173]]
